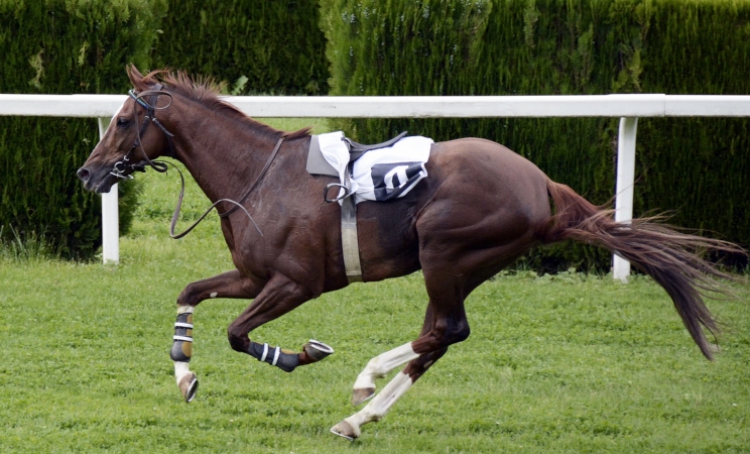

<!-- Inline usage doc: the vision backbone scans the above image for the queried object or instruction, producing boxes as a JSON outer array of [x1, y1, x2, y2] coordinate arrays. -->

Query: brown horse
[[78, 66, 743, 440]]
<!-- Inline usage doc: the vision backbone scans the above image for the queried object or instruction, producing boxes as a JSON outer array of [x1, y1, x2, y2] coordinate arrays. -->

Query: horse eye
[[116, 117, 130, 128]]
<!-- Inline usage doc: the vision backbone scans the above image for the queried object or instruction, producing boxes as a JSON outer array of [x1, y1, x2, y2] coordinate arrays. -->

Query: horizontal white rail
[[2, 93, 750, 118], [1, 94, 748, 279]]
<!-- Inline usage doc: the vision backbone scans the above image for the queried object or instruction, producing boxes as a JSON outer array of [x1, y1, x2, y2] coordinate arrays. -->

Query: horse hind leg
[[331, 347, 448, 440], [331, 189, 543, 438], [349, 342, 420, 406], [332, 272, 469, 439], [331, 369, 413, 441], [347, 300, 449, 405]]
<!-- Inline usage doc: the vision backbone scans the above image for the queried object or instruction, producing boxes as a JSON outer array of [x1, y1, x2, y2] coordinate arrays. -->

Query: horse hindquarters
[[332, 141, 553, 440], [539, 179, 745, 360]]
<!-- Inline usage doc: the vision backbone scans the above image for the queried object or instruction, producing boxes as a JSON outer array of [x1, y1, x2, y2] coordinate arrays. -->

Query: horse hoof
[[179, 373, 199, 403], [351, 387, 375, 406], [330, 419, 360, 441], [303, 339, 334, 362]]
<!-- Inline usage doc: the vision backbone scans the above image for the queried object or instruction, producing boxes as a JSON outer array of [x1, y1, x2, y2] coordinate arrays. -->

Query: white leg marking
[[210, 292, 218, 298], [177, 305, 194, 315], [174, 361, 192, 385], [347, 372, 413, 430], [353, 342, 419, 391]]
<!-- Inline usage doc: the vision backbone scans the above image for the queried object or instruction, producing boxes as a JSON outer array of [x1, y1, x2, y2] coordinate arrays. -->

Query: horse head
[[77, 65, 173, 193]]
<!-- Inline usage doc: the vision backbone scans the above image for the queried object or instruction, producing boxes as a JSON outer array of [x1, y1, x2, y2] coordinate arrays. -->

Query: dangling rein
[[164, 134, 285, 239], [117, 88, 285, 239]]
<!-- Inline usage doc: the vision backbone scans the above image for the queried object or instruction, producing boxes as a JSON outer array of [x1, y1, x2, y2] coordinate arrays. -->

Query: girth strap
[[341, 193, 363, 283]]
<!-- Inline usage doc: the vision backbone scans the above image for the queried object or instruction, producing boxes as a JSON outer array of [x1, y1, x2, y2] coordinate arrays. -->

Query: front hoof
[[179, 373, 199, 403], [351, 387, 375, 406], [330, 419, 360, 441], [303, 340, 334, 362]]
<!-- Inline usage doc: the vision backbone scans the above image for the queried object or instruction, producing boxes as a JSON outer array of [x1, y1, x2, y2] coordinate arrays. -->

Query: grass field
[[1, 119, 748, 453]]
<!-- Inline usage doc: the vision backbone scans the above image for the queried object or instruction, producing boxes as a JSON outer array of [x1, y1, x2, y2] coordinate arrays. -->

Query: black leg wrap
[[170, 312, 193, 362], [248, 341, 300, 373]]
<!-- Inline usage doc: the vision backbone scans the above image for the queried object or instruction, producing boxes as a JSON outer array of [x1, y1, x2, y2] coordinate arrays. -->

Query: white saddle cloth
[[317, 131, 434, 204]]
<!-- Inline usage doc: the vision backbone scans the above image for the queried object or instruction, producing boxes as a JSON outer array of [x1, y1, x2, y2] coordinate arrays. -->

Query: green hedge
[[153, 0, 329, 95], [321, 0, 750, 271], [0, 0, 165, 259]]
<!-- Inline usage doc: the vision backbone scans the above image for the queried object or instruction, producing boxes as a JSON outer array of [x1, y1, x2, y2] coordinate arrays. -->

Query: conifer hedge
[[0, 0, 166, 259], [320, 0, 750, 271], [153, 0, 329, 95]]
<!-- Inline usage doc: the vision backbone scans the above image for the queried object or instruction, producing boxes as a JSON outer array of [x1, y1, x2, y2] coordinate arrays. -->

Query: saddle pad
[[312, 131, 434, 204], [306, 134, 339, 177]]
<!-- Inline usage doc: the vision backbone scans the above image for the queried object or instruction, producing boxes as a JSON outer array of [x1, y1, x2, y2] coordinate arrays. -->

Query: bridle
[[110, 85, 286, 239], [110, 86, 174, 180]]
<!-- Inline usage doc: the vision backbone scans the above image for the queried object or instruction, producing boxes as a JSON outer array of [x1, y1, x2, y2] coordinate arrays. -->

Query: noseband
[[110, 86, 174, 180]]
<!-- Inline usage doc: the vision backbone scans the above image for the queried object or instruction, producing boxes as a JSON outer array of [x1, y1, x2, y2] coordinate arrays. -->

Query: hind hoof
[[351, 387, 375, 406], [330, 419, 360, 440], [179, 373, 199, 403]]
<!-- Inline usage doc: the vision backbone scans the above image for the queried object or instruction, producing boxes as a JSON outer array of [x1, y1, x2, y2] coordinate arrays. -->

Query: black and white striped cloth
[[318, 131, 433, 204]]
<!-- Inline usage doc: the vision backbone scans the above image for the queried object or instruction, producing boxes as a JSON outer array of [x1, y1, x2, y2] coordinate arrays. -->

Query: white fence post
[[98, 117, 119, 264], [613, 117, 638, 282]]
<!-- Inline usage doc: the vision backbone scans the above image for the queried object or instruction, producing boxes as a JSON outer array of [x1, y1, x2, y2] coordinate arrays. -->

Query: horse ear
[[126, 64, 144, 88]]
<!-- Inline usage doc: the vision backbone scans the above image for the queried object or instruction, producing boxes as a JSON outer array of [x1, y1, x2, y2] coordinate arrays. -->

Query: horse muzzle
[[77, 165, 117, 194]]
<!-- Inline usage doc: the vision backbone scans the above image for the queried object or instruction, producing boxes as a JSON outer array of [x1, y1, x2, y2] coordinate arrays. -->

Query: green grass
[[1, 118, 749, 453]]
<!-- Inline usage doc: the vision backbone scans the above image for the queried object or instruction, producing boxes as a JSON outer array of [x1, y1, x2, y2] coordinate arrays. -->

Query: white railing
[[2, 94, 749, 281]]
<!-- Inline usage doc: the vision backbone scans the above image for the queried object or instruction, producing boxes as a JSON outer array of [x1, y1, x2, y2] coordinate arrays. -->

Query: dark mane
[[138, 69, 312, 141]]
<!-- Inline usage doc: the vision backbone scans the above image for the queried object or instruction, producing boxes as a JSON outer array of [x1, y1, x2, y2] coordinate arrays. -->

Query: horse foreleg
[[331, 348, 448, 440], [171, 305, 199, 402], [172, 270, 261, 402], [226, 273, 333, 373]]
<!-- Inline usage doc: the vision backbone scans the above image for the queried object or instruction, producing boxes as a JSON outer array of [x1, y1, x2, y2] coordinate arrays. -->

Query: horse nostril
[[77, 167, 91, 182]]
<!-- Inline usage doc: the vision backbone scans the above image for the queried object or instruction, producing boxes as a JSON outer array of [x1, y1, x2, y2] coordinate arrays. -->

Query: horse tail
[[537, 179, 746, 360]]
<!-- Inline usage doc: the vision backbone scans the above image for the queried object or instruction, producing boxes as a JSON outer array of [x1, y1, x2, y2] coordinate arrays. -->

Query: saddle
[[306, 131, 409, 177], [343, 131, 408, 165], [304, 130, 412, 285]]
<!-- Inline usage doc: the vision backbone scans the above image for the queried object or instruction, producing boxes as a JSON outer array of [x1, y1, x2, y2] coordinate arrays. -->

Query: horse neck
[[166, 99, 282, 204]]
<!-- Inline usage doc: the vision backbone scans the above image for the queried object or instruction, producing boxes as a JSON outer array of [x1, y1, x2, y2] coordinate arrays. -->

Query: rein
[[117, 88, 284, 239], [167, 135, 285, 239], [218, 134, 286, 219]]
